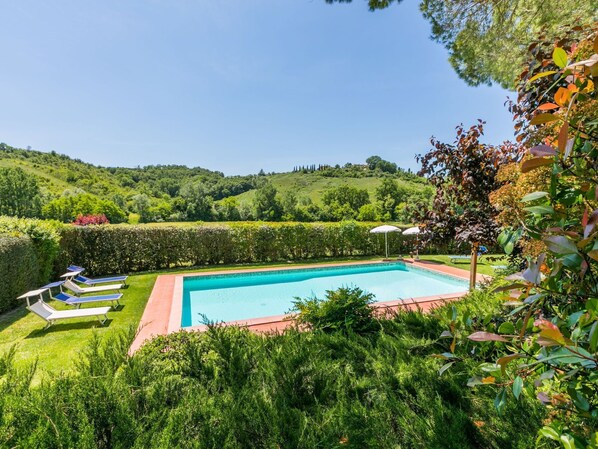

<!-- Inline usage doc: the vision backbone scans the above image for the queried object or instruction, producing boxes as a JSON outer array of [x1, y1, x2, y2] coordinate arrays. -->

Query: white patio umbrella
[[402, 226, 421, 260], [370, 225, 401, 259]]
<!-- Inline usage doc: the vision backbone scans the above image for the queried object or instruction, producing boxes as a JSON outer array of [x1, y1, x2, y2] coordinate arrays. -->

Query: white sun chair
[[52, 290, 122, 309], [18, 289, 110, 329], [64, 279, 123, 295], [61, 268, 128, 286]]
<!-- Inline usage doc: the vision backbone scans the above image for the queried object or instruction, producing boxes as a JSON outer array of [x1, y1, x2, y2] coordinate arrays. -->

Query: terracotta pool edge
[[131, 259, 481, 353]]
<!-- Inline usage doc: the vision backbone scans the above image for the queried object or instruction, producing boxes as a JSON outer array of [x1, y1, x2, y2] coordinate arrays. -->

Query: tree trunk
[[469, 242, 479, 291]]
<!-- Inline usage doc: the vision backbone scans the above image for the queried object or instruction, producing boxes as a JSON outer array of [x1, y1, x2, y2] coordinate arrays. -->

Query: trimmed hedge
[[57, 222, 460, 275], [0, 235, 38, 313], [0, 217, 62, 312]]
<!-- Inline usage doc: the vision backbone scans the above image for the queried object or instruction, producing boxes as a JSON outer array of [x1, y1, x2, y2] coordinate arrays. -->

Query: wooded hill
[[0, 143, 432, 223]]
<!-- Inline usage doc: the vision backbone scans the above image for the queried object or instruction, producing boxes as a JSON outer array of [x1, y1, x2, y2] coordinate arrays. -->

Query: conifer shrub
[[0, 297, 545, 448], [291, 286, 379, 335]]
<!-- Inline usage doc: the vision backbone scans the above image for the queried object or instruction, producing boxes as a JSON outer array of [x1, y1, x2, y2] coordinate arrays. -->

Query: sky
[[0, 0, 516, 175]]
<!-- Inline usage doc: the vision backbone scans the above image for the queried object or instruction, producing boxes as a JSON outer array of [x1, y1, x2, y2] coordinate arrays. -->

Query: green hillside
[[233, 172, 429, 206], [0, 143, 431, 223]]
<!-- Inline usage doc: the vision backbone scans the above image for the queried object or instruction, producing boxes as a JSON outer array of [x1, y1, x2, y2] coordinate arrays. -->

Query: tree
[[366, 155, 397, 173], [131, 194, 152, 223], [417, 121, 517, 287], [280, 191, 298, 221], [326, 0, 595, 89], [253, 182, 282, 221], [0, 167, 43, 217], [215, 197, 241, 221], [322, 185, 370, 221], [357, 203, 380, 221], [375, 178, 408, 220], [180, 181, 214, 221], [42, 193, 127, 223]]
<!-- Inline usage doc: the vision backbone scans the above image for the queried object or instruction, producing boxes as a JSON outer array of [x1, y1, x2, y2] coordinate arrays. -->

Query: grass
[[418, 254, 507, 276], [0, 272, 158, 376], [0, 255, 506, 377]]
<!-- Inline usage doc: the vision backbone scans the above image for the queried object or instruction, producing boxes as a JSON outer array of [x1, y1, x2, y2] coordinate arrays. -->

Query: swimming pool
[[181, 262, 468, 326]]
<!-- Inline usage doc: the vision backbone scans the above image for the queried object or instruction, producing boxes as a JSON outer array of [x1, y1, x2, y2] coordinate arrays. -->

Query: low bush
[[57, 221, 462, 275], [291, 286, 379, 335], [0, 302, 545, 448], [73, 214, 109, 226]]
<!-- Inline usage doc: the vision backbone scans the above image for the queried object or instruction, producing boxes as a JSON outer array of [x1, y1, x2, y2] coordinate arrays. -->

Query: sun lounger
[[449, 246, 488, 264], [64, 279, 123, 295], [52, 291, 122, 309], [62, 266, 128, 286], [27, 301, 110, 329], [74, 274, 128, 286], [449, 255, 472, 263], [18, 288, 110, 329], [67, 265, 85, 272]]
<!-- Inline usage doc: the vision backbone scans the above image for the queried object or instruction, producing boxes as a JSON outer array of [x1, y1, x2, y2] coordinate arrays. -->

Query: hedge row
[[0, 235, 39, 313], [57, 222, 460, 275]]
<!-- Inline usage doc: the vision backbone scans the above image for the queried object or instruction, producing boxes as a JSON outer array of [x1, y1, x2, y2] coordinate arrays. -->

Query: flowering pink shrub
[[73, 214, 109, 226]]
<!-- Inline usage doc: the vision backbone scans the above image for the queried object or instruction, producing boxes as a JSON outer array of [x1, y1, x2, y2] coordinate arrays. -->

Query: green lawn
[[418, 254, 507, 276], [0, 255, 506, 379]]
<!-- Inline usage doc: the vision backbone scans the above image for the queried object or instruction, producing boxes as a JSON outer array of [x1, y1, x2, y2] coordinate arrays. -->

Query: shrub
[[291, 286, 379, 335], [0, 311, 545, 448], [0, 235, 38, 312], [73, 214, 109, 226], [0, 216, 62, 288], [56, 221, 459, 275]]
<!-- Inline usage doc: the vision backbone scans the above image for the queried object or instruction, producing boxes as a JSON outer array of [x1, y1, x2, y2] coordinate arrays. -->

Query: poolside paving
[[130, 259, 481, 354]]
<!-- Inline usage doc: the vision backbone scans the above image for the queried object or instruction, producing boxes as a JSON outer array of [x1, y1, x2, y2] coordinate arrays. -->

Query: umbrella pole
[[386, 233, 390, 259]]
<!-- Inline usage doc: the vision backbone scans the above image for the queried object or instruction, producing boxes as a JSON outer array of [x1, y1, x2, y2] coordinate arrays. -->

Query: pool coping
[[130, 259, 485, 353]]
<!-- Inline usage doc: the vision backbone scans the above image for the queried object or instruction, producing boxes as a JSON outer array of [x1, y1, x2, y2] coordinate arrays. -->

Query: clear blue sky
[[0, 0, 515, 175]]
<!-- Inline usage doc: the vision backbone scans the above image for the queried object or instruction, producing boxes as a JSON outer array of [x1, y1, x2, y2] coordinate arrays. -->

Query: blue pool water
[[181, 262, 468, 326]]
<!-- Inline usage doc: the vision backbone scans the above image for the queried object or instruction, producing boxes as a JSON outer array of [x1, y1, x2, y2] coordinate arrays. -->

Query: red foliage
[[73, 214, 109, 226]]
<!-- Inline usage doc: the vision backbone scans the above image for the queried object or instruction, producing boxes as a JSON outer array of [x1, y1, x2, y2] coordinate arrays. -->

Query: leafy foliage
[[56, 222, 455, 275], [253, 181, 282, 221], [0, 235, 38, 313], [0, 144, 429, 223], [0, 167, 43, 218], [325, 0, 595, 89], [0, 217, 62, 312], [291, 286, 379, 335], [73, 214, 110, 226], [417, 122, 517, 248], [442, 25, 598, 446], [43, 193, 127, 223], [322, 185, 370, 220]]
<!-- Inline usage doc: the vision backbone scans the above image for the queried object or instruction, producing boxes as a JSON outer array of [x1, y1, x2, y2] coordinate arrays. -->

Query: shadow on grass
[[25, 319, 113, 338], [0, 305, 28, 333]]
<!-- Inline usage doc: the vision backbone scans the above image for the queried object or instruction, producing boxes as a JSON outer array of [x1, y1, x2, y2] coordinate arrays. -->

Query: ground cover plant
[[0, 285, 545, 449]]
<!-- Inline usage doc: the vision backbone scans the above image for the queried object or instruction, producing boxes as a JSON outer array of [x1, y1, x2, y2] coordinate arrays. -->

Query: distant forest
[[0, 143, 433, 224]]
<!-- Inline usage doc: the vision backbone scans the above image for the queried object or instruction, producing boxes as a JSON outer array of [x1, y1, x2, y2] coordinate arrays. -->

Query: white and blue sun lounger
[[64, 279, 123, 295], [52, 291, 122, 309], [18, 288, 110, 329], [63, 266, 128, 286], [74, 274, 128, 286]]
